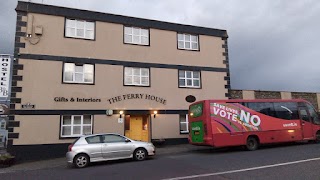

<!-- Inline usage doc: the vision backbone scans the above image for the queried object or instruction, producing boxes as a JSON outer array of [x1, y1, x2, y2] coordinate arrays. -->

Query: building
[[9, 1, 229, 160]]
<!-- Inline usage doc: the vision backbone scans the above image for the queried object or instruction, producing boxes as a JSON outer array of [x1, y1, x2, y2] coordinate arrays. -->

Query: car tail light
[[68, 144, 73, 152]]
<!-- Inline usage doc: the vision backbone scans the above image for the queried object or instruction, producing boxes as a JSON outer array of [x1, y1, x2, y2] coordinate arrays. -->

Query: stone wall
[[230, 90, 320, 111], [229, 90, 243, 99], [291, 92, 318, 110], [254, 91, 281, 99]]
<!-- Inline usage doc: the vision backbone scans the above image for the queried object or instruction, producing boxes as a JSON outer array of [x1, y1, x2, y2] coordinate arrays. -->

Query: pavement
[[0, 144, 212, 173]]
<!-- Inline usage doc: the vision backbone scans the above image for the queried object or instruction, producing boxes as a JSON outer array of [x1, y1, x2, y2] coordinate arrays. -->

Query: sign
[[106, 109, 113, 116], [21, 102, 35, 109], [107, 94, 166, 105], [0, 55, 11, 98], [118, 118, 123, 123], [190, 103, 203, 118], [54, 97, 101, 102], [0, 104, 9, 115]]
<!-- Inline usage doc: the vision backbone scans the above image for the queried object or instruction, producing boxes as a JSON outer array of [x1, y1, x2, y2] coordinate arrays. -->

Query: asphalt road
[[2, 142, 320, 180]]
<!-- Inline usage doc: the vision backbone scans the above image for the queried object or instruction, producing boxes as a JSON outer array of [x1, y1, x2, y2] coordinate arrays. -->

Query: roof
[[16, 1, 228, 38]]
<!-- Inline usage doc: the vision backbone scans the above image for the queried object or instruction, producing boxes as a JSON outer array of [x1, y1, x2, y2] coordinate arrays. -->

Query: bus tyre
[[246, 137, 259, 151]]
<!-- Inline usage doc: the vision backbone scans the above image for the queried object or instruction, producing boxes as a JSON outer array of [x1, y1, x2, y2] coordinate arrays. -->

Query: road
[[2, 142, 320, 180]]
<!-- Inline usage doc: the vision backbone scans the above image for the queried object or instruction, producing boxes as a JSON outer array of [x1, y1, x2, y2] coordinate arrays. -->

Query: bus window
[[299, 109, 310, 122], [246, 102, 276, 118], [274, 102, 299, 120], [306, 104, 320, 125]]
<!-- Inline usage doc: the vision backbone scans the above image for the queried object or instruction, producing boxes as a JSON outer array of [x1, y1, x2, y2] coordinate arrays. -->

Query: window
[[124, 26, 149, 45], [124, 67, 149, 86], [61, 115, 92, 137], [85, 136, 101, 144], [273, 102, 299, 120], [306, 104, 320, 124], [65, 19, 95, 40], [178, 33, 199, 50], [180, 114, 189, 134], [0, 120, 5, 129], [63, 63, 94, 84], [246, 102, 276, 118], [101, 134, 126, 143], [179, 70, 200, 88]]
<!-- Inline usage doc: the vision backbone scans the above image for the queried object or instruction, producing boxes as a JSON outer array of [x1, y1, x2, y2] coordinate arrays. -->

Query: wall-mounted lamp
[[153, 111, 158, 118], [190, 113, 194, 117], [119, 111, 124, 118]]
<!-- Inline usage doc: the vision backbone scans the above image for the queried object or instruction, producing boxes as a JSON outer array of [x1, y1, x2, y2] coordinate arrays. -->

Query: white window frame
[[124, 67, 150, 86], [60, 115, 93, 138], [179, 70, 201, 88], [124, 26, 149, 45], [63, 63, 94, 84], [65, 19, 95, 40], [180, 114, 189, 134], [178, 33, 199, 50]]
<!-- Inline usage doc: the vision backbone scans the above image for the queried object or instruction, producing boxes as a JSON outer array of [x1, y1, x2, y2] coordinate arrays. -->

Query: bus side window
[[273, 102, 299, 120], [247, 102, 277, 118], [306, 104, 320, 125], [299, 109, 310, 122]]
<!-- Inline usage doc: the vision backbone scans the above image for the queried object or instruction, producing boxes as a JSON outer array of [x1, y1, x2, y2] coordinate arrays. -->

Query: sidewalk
[[0, 144, 212, 173]]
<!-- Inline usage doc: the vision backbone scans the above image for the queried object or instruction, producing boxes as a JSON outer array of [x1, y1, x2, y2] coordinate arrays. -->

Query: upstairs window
[[179, 70, 201, 88], [61, 115, 92, 138], [65, 19, 95, 40], [124, 26, 149, 45], [178, 33, 199, 50], [63, 63, 94, 84], [124, 67, 150, 86]]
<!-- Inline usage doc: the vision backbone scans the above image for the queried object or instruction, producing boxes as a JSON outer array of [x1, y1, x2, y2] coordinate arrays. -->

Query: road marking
[[163, 157, 320, 180]]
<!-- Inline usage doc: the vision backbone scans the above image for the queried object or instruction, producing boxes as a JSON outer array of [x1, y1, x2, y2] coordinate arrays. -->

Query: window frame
[[64, 18, 96, 40], [60, 115, 93, 138], [178, 70, 201, 89], [177, 33, 200, 51], [180, 114, 189, 134], [62, 62, 95, 85], [123, 66, 151, 87], [123, 26, 150, 46]]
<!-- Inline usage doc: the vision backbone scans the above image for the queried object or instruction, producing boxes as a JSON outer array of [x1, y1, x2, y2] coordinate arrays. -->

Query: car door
[[101, 134, 134, 159], [84, 135, 103, 160]]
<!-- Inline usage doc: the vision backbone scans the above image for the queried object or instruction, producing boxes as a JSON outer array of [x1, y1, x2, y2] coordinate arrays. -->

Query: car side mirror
[[125, 139, 131, 143]]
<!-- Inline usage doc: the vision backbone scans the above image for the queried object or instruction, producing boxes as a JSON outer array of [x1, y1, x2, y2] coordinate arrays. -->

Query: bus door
[[298, 106, 313, 139]]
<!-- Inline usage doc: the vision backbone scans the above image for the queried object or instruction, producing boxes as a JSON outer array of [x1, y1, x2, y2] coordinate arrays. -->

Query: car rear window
[[85, 136, 101, 144]]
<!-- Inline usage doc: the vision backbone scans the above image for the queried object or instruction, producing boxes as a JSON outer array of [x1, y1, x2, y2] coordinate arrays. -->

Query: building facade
[[9, 2, 230, 160]]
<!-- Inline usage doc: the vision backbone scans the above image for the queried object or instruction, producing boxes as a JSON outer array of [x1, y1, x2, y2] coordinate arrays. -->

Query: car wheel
[[74, 154, 90, 168], [133, 148, 147, 161], [246, 136, 259, 151]]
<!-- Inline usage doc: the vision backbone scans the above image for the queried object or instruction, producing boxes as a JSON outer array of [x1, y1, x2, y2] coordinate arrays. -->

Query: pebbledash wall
[[9, 2, 230, 160]]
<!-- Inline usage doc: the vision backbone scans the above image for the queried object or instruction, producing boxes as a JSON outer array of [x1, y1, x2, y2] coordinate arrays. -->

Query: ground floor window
[[180, 114, 189, 134], [60, 115, 92, 137]]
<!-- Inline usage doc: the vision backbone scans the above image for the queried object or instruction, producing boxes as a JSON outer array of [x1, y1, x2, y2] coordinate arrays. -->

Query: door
[[130, 117, 143, 141], [101, 134, 133, 159], [84, 135, 103, 160], [298, 107, 313, 139]]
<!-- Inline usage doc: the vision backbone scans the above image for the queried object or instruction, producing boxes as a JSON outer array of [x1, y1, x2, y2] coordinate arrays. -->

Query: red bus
[[188, 99, 320, 150]]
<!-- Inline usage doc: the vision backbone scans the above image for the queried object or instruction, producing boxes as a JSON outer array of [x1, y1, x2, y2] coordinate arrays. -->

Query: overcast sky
[[1, 0, 320, 92]]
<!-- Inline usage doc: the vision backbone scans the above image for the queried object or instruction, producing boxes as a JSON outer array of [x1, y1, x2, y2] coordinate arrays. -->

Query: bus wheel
[[246, 136, 259, 151]]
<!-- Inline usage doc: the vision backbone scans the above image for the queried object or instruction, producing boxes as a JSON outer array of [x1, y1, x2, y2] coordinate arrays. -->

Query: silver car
[[66, 133, 156, 168]]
